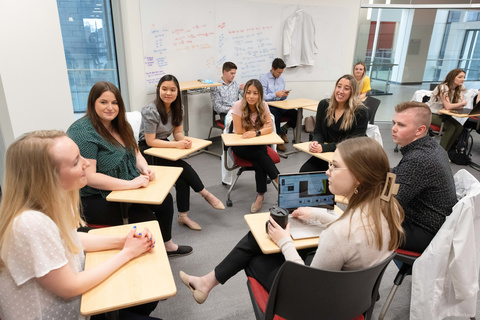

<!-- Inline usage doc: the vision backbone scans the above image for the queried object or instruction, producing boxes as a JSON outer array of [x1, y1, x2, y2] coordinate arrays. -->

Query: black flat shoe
[[167, 245, 193, 257]]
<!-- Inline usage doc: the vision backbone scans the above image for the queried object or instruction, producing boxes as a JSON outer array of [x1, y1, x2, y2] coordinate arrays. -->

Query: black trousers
[[299, 156, 329, 173], [400, 219, 435, 253], [269, 106, 297, 134], [90, 301, 160, 320], [214, 232, 311, 292], [139, 141, 205, 212], [231, 145, 279, 193], [81, 194, 174, 242]]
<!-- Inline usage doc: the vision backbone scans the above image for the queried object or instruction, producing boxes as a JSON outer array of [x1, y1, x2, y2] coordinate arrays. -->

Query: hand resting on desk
[[38, 226, 155, 300], [308, 141, 323, 153], [176, 138, 192, 149], [241, 131, 257, 139]]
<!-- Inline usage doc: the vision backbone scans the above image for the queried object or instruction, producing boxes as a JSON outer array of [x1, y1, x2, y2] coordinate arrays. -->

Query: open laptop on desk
[[449, 100, 480, 115], [278, 171, 336, 239]]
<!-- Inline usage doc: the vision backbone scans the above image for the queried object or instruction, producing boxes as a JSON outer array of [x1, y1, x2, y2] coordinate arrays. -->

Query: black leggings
[[214, 232, 311, 291], [81, 194, 174, 242], [231, 145, 279, 193], [139, 141, 204, 212], [299, 156, 329, 173], [400, 219, 435, 253]]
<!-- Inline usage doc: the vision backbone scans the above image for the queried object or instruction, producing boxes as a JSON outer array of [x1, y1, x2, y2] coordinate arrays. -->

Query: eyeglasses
[[328, 161, 349, 172]]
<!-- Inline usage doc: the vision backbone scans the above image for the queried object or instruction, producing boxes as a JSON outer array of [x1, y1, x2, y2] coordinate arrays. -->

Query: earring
[[354, 187, 358, 195]]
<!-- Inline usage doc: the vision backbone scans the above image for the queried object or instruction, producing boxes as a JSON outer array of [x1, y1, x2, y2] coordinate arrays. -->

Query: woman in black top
[[300, 74, 369, 172]]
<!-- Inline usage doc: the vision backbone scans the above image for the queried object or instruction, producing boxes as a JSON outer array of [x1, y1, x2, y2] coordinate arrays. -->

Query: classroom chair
[[379, 169, 480, 320], [363, 96, 381, 125], [377, 249, 421, 320], [220, 110, 280, 190], [223, 144, 280, 207], [207, 110, 225, 140], [247, 254, 395, 320]]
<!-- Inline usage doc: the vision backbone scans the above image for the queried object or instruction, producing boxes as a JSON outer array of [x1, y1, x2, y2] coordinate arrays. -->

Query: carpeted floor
[[151, 123, 480, 320]]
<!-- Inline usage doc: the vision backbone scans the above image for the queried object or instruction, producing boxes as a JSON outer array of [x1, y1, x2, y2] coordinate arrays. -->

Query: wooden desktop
[[144, 137, 212, 161], [81, 220, 176, 316]]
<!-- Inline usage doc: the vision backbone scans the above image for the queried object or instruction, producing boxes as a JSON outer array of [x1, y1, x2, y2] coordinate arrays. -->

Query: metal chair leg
[[226, 170, 243, 206], [378, 284, 399, 320]]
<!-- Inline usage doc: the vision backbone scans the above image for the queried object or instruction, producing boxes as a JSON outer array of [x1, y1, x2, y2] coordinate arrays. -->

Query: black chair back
[[263, 254, 395, 320], [363, 96, 381, 125]]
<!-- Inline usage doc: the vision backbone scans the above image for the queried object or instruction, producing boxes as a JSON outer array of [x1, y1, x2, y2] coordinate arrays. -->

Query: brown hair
[[334, 137, 404, 251], [240, 79, 267, 131], [395, 101, 432, 128], [435, 68, 466, 103], [154, 74, 183, 127], [0, 131, 84, 267], [223, 62, 237, 73], [86, 81, 138, 151]]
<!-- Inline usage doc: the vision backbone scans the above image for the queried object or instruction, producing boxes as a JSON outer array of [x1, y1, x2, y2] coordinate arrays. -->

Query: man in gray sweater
[[391, 101, 457, 252]]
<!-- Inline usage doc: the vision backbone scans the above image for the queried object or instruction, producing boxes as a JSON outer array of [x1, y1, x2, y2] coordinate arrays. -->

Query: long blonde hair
[[0, 130, 85, 268], [326, 74, 364, 131], [333, 137, 404, 251], [241, 79, 267, 131]]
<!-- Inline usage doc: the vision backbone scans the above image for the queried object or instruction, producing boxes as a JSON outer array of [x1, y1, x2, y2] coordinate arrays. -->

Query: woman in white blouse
[[427, 68, 467, 151], [0, 131, 157, 320], [179, 136, 404, 305]]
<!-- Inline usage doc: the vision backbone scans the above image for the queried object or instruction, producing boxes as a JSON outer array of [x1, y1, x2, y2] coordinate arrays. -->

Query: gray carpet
[[151, 123, 480, 320]]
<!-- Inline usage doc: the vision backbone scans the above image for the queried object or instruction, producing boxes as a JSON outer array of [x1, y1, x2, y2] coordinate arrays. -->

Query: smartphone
[[285, 89, 292, 94]]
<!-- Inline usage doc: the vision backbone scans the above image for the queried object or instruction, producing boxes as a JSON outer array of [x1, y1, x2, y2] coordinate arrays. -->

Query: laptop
[[278, 171, 334, 213], [450, 99, 480, 115], [277, 171, 336, 240]]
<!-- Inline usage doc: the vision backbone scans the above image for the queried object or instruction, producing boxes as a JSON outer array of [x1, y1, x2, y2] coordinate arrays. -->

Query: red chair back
[[216, 119, 225, 130], [430, 124, 441, 133], [87, 224, 111, 229], [394, 248, 421, 257]]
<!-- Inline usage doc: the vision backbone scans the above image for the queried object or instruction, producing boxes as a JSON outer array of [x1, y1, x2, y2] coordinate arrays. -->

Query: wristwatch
[[256, 130, 261, 136]]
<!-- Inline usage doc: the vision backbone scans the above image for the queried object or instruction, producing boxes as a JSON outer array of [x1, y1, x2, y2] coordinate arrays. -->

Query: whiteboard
[[140, 0, 358, 93]]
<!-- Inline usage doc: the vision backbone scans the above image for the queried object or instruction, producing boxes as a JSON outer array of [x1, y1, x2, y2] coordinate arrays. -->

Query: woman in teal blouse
[[68, 81, 191, 256]]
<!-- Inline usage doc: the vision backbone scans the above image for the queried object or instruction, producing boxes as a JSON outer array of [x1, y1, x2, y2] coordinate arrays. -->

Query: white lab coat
[[283, 10, 318, 68], [410, 169, 480, 320]]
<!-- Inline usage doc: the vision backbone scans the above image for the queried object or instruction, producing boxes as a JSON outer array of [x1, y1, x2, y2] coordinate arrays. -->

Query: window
[[56, 0, 119, 113], [423, 9, 480, 82]]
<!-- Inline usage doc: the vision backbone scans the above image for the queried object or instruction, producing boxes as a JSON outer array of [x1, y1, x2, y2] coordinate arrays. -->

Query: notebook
[[449, 99, 480, 115], [277, 171, 336, 240]]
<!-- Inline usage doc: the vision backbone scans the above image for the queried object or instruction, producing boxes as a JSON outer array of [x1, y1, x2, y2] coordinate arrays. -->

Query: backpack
[[448, 128, 473, 165]]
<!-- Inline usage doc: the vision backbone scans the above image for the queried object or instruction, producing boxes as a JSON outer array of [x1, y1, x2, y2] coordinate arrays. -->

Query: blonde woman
[[300, 74, 368, 172], [231, 79, 279, 213], [0, 131, 157, 319], [353, 61, 371, 100], [179, 137, 404, 306]]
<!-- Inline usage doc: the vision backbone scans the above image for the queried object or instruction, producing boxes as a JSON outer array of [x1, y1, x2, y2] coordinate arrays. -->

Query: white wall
[[0, 0, 74, 182], [118, 0, 361, 138]]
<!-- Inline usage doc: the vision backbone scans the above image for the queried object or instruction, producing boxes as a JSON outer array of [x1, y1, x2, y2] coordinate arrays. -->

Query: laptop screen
[[278, 171, 334, 212]]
